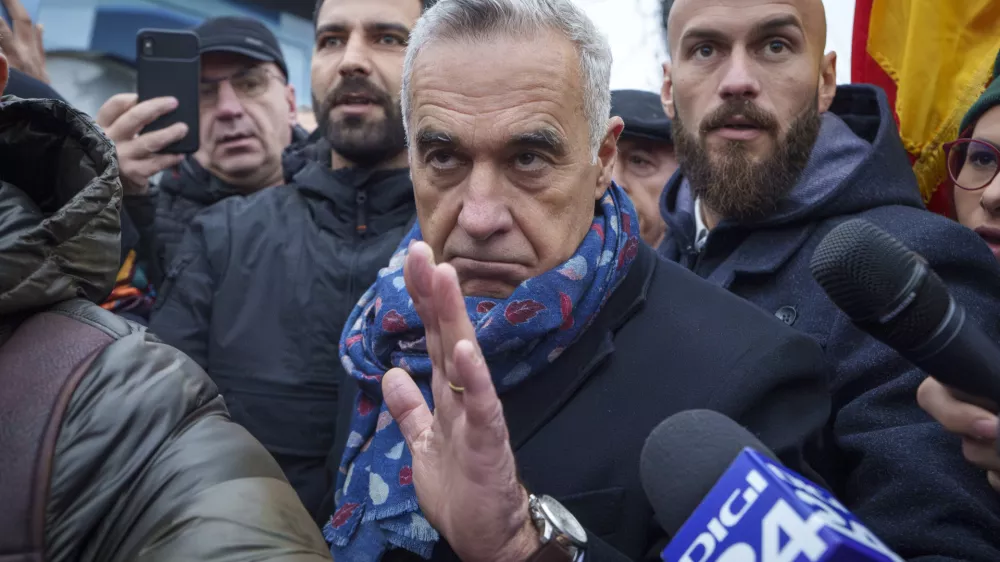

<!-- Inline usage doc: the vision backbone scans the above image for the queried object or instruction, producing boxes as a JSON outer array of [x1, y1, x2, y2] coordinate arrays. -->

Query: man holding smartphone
[[150, 0, 434, 525], [96, 17, 302, 290]]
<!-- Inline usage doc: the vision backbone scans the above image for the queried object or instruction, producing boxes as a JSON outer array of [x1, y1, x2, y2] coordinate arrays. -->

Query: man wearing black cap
[[96, 16, 302, 289], [611, 89, 678, 247]]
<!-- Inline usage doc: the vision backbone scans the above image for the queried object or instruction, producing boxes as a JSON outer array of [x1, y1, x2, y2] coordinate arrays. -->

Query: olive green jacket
[[0, 96, 331, 561]]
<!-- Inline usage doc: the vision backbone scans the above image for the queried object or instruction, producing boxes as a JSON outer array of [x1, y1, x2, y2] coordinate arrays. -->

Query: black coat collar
[[502, 243, 656, 450]]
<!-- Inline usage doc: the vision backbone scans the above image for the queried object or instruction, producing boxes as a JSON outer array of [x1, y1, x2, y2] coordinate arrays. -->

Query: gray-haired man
[[326, 0, 836, 561]]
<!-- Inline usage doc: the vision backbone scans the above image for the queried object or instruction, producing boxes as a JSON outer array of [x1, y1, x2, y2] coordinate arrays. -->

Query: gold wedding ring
[[448, 382, 466, 393]]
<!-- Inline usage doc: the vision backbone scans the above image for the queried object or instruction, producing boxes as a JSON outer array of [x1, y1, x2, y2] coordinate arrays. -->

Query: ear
[[286, 84, 298, 126], [817, 51, 837, 113], [595, 116, 625, 200], [661, 61, 676, 119]]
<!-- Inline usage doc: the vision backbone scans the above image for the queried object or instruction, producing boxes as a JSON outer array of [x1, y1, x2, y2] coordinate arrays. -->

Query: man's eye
[[766, 40, 789, 55], [378, 35, 405, 46], [319, 36, 343, 49], [629, 155, 653, 168], [513, 152, 547, 171], [236, 74, 267, 92], [428, 152, 459, 169], [694, 45, 715, 59]]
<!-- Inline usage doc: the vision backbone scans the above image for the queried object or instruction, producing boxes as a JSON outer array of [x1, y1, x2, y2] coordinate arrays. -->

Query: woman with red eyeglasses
[[919, 52, 1000, 494], [945, 56, 1000, 262]]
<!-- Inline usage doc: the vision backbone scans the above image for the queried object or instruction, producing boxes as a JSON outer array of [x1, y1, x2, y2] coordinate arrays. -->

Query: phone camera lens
[[142, 38, 154, 56]]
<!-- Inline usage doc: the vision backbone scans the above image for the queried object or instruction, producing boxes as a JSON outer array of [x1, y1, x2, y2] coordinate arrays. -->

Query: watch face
[[539, 496, 588, 546]]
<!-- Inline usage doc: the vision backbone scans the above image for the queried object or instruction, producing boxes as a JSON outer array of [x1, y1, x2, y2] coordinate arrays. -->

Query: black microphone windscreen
[[639, 410, 778, 537], [810, 219, 951, 350]]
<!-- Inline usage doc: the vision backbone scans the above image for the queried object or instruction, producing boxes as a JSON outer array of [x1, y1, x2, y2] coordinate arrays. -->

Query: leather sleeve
[[43, 330, 332, 562]]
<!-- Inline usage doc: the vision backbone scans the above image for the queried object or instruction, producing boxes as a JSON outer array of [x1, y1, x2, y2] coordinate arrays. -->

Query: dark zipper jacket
[[659, 85, 1000, 559], [149, 137, 416, 524]]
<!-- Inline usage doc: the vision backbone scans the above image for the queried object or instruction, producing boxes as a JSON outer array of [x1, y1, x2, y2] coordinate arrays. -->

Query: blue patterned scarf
[[324, 183, 641, 560]]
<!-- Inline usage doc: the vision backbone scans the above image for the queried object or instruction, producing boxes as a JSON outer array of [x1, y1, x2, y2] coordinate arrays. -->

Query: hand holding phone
[[136, 28, 201, 154], [95, 94, 188, 195]]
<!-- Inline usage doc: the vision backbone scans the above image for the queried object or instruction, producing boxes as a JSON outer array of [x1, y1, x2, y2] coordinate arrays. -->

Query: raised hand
[[382, 241, 540, 562], [95, 93, 187, 195], [0, 0, 49, 83]]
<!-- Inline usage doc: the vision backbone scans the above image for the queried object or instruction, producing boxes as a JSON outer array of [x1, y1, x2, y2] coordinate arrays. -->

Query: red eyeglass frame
[[942, 138, 1000, 191]]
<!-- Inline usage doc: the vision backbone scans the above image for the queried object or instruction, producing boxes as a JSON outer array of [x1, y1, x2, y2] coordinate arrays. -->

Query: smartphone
[[136, 28, 201, 154]]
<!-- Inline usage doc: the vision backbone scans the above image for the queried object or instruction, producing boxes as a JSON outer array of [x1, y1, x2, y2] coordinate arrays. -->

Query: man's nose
[[717, 49, 761, 101], [339, 35, 374, 77], [457, 168, 514, 241], [213, 81, 245, 119]]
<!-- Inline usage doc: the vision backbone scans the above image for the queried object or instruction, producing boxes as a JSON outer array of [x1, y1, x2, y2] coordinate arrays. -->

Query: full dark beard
[[672, 100, 820, 222], [314, 78, 407, 168]]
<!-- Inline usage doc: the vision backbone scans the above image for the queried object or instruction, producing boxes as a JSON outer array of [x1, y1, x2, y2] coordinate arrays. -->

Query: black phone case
[[136, 29, 201, 154]]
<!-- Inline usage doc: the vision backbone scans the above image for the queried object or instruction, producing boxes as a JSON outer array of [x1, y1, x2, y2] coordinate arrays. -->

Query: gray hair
[[401, 0, 613, 158]]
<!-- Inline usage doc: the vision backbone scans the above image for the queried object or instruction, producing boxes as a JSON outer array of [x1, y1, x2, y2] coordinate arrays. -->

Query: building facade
[[31, 0, 315, 117], [29, 0, 859, 118]]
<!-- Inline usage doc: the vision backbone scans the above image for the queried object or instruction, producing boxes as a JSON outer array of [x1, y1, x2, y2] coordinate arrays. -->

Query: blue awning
[[90, 5, 202, 65]]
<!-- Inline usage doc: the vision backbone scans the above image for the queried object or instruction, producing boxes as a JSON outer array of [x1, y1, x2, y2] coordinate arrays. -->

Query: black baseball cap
[[611, 89, 672, 144], [194, 16, 288, 78]]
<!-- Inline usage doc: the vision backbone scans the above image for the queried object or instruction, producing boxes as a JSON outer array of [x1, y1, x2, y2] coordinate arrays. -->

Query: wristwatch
[[526, 494, 587, 562]]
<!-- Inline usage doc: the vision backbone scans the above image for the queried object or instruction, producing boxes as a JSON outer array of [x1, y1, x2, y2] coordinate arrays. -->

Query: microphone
[[640, 410, 902, 562], [810, 219, 1000, 403]]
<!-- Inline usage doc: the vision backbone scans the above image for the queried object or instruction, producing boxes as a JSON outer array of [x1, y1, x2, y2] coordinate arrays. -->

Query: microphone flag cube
[[662, 448, 903, 562]]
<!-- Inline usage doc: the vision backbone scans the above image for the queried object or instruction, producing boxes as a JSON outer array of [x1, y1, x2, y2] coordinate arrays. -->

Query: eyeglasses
[[943, 138, 1000, 191], [199, 66, 285, 107]]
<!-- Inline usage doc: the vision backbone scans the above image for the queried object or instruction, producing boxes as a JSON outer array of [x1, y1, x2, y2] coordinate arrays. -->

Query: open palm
[[382, 241, 538, 562]]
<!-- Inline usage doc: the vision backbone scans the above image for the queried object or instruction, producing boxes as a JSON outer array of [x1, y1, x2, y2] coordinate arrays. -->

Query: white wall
[[824, 0, 856, 85], [572, 0, 857, 94], [572, 0, 667, 93]]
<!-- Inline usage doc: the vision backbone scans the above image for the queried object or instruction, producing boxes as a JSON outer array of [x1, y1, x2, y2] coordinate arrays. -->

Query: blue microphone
[[640, 410, 902, 562]]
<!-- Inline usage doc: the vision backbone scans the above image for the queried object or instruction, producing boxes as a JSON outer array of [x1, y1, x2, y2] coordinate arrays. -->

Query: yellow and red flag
[[852, 0, 1000, 216]]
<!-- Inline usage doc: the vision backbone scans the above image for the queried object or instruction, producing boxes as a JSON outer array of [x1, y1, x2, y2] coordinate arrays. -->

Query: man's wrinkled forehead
[[667, 0, 826, 55], [316, 0, 421, 33], [407, 32, 589, 155]]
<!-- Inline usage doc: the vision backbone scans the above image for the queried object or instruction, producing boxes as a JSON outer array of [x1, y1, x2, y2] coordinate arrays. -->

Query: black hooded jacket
[[149, 137, 416, 523], [659, 85, 1000, 559]]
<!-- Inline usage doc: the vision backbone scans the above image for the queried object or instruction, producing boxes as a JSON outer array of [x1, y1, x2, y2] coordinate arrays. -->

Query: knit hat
[[959, 48, 1000, 134]]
